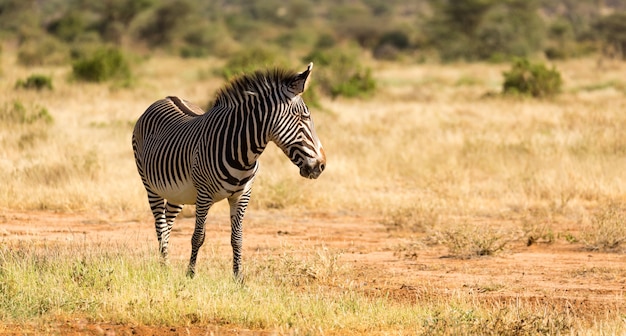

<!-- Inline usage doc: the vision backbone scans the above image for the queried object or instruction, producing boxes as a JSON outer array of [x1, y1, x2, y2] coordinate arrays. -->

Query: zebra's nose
[[300, 159, 325, 179]]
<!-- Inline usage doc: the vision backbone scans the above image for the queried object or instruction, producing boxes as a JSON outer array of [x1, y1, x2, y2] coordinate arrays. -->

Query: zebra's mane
[[213, 68, 298, 107]]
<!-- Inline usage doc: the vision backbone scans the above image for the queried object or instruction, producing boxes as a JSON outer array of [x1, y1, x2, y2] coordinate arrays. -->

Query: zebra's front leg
[[229, 188, 252, 280], [187, 199, 212, 278]]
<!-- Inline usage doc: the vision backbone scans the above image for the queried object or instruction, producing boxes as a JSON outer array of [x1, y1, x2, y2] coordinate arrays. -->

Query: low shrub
[[72, 47, 131, 82], [502, 58, 562, 98], [15, 74, 53, 90], [304, 47, 377, 99], [431, 224, 517, 259]]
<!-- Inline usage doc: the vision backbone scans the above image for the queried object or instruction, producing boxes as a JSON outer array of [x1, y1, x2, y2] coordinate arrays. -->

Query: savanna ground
[[1, 51, 626, 334]]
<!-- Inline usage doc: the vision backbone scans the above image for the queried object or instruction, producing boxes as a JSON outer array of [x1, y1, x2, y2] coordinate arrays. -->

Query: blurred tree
[[373, 29, 411, 60], [95, 0, 155, 43], [47, 10, 90, 42], [138, 0, 195, 46], [0, 0, 41, 42], [330, 3, 385, 48], [545, 18, 575, 59], [594, 11, 626, 59], [475, 0, 545, 61], [425, 0, 544, 61], [425, 0, 495, 60]]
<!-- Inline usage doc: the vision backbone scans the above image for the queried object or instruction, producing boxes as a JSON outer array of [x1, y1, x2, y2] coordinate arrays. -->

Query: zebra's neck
[[204, 102, 272, 171]]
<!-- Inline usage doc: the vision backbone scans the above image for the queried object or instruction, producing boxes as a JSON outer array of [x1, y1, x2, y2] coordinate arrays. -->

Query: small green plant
[[0, 100, 53, 125], [502, 58, 562, 98], [563, 232, 578, 244], [15, 74, 53, 91], [72, 47, 131, 82]]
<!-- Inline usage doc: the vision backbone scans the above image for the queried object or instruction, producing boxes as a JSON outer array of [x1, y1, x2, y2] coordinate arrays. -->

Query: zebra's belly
[[154, 181, 198, 205]]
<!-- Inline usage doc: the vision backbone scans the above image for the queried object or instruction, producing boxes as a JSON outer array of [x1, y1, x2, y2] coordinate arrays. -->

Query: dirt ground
[[1, 210, 625, 335]]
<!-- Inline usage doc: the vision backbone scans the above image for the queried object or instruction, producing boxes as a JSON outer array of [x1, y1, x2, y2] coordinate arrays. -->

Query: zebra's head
[[271, 63, 326, 179]]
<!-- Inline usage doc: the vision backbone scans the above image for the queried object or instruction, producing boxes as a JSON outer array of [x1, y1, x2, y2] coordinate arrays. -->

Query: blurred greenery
[[305, 47, 377, 99], [502, 58, 562, 98], [72, 47, 132, 83], [0, 100, 53, 125], [1, 0, 625, 95], [15, 74, 53, 91]]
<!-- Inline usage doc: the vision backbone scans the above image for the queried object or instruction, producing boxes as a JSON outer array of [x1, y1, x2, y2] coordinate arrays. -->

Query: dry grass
[[2, 49, 626, 333], [1, 241, 622, 335], [2, 53, 626, 220]]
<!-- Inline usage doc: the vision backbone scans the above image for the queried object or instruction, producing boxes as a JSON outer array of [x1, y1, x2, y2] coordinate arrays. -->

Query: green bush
[[304, 47, 376, 99], [502, 58, 562, 98], [72, 47, 131, 82], [330, 68, 376, 98], [15, 74, 53, 90]]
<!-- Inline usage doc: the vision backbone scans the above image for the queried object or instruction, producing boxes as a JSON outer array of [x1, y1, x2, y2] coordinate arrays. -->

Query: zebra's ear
[[287, 63, 313, 98]]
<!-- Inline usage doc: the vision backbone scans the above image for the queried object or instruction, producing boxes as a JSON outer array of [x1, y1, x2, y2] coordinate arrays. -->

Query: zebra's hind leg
[[187, 198, 213, 278], [146, 190, 168, 261], [161, 202, 183, 260]]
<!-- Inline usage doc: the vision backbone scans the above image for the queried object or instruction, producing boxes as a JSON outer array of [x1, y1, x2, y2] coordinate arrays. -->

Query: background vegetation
[[1, 0, 626, 334], [1, 0, 626, 70]]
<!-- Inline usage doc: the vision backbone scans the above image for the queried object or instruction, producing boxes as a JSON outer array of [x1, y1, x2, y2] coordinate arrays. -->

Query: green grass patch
[[0, 241, 621, 334], [15, 74, 54, 91], [0, 242, 419, 332]]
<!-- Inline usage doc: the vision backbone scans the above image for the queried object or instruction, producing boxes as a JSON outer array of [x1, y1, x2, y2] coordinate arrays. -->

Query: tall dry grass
[[2, 52, 626, 242]]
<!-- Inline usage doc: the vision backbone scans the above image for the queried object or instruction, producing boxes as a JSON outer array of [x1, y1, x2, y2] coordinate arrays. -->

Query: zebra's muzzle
[[299, 160, 325, 179]]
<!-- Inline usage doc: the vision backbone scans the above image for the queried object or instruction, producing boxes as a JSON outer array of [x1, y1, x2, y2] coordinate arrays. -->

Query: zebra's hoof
[[186, 269, 196, 279], [233, 273, 245, 285]]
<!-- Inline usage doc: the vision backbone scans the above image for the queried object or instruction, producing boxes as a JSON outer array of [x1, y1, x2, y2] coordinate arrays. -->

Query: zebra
[[132, 63, 325, 278]]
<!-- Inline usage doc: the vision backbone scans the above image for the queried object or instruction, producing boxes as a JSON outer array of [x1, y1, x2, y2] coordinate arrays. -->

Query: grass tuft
[[432, 223, 518, 259], [583, 200, 626, 252]]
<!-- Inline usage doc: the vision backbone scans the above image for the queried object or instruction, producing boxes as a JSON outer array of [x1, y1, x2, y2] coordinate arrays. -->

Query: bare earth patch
[[1, 210, 625, 334]]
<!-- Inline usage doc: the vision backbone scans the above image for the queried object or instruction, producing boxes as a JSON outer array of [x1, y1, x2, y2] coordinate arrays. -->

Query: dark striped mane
[[214, 68, 299, 107]]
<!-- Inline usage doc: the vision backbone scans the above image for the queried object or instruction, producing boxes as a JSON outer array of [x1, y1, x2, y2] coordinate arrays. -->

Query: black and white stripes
[[132, 64, 325, 278]]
